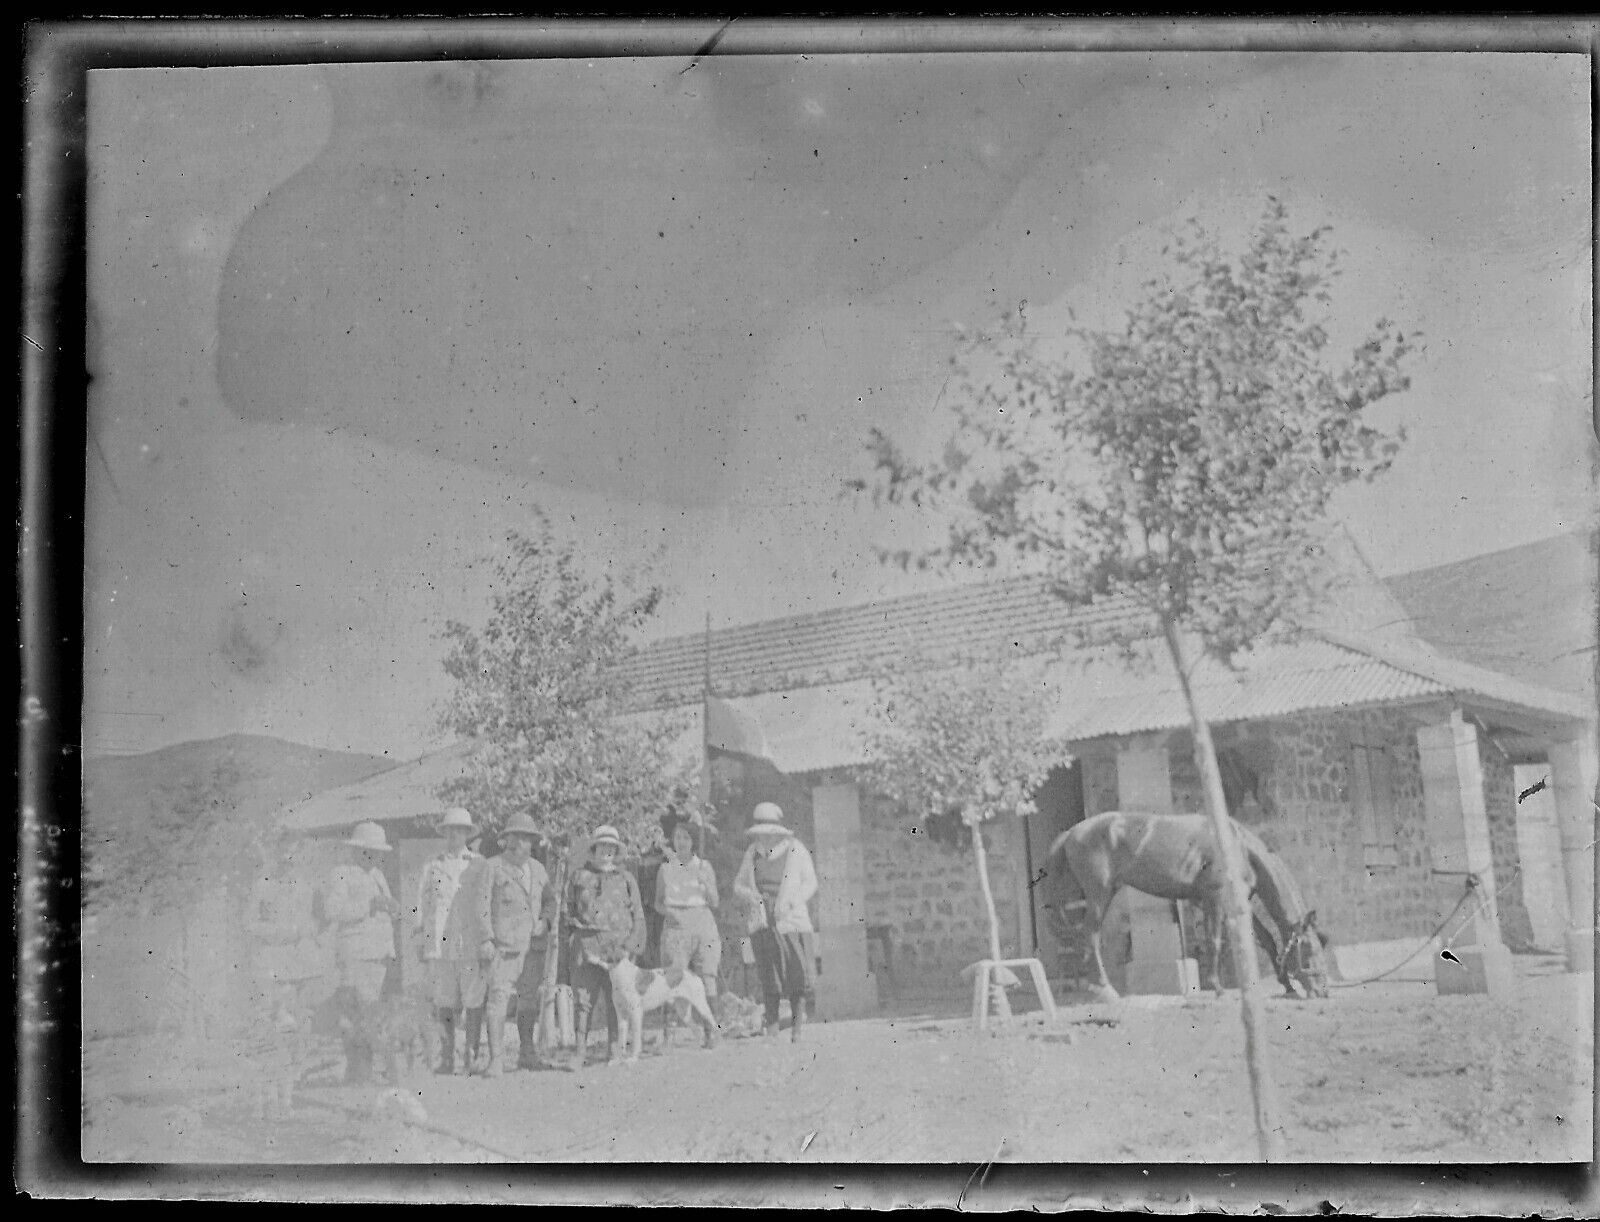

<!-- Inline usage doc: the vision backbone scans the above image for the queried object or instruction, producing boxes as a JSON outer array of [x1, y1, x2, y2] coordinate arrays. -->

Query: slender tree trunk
[[971, 816, 1011, 1019], [538, 853, 568, 1049], [1162, 617, 1287, 1162]]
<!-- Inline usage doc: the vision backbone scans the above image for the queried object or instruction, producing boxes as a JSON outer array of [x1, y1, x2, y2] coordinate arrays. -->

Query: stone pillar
[[1548, 732, 1598, 974], [1114, 734, 1200, 996], [1416, 711, 1515, 998], [810, 782, 880, 1018]]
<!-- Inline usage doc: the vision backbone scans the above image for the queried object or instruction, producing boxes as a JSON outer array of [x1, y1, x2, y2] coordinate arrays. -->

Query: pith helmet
[[343, 821, 392, 852], [590, 824, 624, 850], [501, 812, 541, 840], [438, 807, 478, 833]]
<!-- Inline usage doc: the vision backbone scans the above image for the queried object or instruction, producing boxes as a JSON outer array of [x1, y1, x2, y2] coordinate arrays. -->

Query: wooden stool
[[969, 958, 1057, 1029]]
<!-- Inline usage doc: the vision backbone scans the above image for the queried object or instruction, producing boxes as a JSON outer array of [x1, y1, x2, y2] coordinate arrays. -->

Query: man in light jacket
[[472, 813, 554, 1077], [414, 806, 484, 1075], [732, 802, 818, 1042], [321, 821, 401, 1083]]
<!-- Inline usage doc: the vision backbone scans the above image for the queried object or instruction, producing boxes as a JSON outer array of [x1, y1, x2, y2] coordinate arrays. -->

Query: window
[[1348, 738, 1401, 868]]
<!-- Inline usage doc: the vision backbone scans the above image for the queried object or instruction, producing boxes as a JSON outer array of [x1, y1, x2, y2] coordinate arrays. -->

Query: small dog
[[606, 959, 720, 1064]]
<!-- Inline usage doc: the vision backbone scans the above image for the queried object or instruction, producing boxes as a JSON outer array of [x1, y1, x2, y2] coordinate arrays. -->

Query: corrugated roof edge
[[1311, 628, 1595, 723]]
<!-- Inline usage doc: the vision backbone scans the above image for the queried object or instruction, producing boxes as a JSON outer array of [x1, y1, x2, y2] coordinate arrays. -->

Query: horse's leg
[[1084, 882, 1120, 1002], [1206, 900, 1225, 996]]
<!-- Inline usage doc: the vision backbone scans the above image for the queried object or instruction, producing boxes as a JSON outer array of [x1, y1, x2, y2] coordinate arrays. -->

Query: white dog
[[606, 959, 721, 1064]]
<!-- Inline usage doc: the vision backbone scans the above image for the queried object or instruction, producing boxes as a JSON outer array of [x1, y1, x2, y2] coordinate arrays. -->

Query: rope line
[[1326, 878, 1478, 989], [1328, 859, 1531, 990]]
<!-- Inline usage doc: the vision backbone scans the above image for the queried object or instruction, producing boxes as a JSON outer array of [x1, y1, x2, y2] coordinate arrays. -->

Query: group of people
[[244, 798, 821, 1106]]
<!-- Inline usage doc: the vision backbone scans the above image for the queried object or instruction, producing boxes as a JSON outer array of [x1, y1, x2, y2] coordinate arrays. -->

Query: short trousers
[[483, 949, 526, 1008], [661, 907, 722, 978], [428, 957, 487, 1009]]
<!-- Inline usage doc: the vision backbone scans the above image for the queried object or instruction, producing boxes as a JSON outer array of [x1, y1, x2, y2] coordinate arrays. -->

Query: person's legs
[[781, 932, 816, 1042], [481, 953, 524, 1078], [430, 959, 459, 1074], [687, 911, 723, 1047], [601, 972, 622, 1064], [569, 960, 603, 1071], [752, 928, 783, 1036], [514, 946, 544, 1069]]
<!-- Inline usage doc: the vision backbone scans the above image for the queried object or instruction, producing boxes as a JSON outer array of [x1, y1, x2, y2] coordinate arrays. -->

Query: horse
[[1045, 810, 1332, 1002]]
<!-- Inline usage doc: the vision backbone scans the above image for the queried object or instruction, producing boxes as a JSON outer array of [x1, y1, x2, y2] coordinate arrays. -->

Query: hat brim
[[343, 840, 393, 852], [747, 823, 791, 837], [591, 837, 623, 850]]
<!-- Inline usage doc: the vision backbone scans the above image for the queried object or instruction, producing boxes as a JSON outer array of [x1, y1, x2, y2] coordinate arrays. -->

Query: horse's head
[[1277, 910, 1331, 1000]]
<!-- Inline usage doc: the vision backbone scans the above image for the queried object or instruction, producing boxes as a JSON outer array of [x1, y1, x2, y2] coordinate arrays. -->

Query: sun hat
[[343, 821, 393, 853], [437, 806, 478, 833], [501, 812, 541, 840], [590, 824, 624, 850], [747, 802, 791, 837]]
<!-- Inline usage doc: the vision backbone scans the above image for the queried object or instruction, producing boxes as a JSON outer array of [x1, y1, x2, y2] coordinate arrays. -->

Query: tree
[[437, 517, 703, 849], [859, 658, 1070, 1019], [437, 515, 707, 1040], [851, 199, 1415, 1160]]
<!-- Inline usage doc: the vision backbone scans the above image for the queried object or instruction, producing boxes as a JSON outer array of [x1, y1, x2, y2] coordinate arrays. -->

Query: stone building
[[618, 534, 1596, 1014]]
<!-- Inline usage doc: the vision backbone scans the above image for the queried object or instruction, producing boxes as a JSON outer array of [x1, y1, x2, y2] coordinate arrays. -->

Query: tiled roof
[[633, 631, 1589, 778], [618, 574, 1143, 709], [618, 563, 1593, 755]]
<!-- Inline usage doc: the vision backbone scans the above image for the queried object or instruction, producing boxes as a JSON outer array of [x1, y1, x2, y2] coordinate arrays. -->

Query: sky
[[81, 49, 1595, 758]]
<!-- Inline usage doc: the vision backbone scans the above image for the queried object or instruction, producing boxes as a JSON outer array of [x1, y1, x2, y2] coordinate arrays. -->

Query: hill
[[1384, 531, 1597, 700], [84, 732, 397, 833]]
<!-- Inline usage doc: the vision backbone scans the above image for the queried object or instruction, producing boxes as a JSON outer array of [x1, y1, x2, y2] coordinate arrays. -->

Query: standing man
[[473, 813, 552, 1078], [512, 830, 560, 1072], [733, 803, 818, 1043], [415, 807, 484, 1075], [322, 821, 401, 1083]]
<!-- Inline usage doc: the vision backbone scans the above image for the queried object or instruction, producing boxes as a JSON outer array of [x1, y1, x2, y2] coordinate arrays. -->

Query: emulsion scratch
[[957, 1135, 1006, 1207], [679, 18, 735, 76], [1516, 776, 1548, 803]]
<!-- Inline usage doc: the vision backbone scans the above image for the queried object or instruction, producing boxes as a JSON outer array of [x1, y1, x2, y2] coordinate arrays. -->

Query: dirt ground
[[81, 954, 1591, 1167]]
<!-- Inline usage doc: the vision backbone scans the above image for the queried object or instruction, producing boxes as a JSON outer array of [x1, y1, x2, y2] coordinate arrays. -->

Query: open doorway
[[1024, 762, 1085, 974]]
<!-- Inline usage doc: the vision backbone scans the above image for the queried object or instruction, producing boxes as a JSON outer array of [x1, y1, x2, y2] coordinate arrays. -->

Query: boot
[[762, 994, 781, 1039], [570, 1011, 591, 1072], [465, 1006, 485, 1073], [790, 994, 805, 1043], [516, 1013, 540, 1070], [436, 1008, 457, 1075]]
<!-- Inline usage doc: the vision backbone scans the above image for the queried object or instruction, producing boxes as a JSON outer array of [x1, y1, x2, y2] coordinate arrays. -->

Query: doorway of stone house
[[1024, 762, 1089, 986]]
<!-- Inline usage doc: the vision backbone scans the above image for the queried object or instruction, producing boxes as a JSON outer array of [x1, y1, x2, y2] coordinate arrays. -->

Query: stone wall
[[859, 788, 1024, 991], [1257, 705, 1440, 946], [1480, 747, 1536, 950]]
